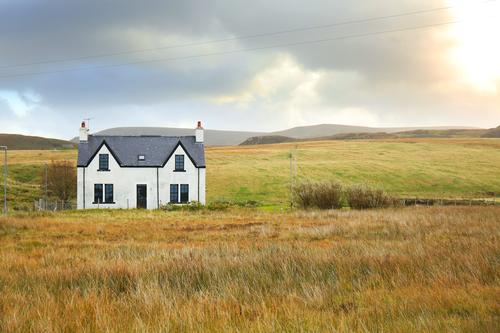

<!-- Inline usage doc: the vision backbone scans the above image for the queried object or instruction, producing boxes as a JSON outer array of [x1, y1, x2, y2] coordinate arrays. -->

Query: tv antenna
[[83, 117, 94, 129]]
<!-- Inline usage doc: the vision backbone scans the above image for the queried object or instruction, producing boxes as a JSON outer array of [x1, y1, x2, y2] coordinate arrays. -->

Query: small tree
[[43, 160, 76, 202]]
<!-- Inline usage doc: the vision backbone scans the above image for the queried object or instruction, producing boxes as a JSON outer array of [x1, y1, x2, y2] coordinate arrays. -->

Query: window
[[138, 155, 145, 161], [175, 155, 184, 171], [180, 184, 189, 203], [105, 184, 114, 203], [94, 184, 103, 203], [170, 184, 179, 203], [99, 154, 109, 170]]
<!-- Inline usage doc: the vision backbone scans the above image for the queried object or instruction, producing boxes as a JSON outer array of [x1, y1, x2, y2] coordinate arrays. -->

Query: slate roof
[[77, 135, 205, 168]]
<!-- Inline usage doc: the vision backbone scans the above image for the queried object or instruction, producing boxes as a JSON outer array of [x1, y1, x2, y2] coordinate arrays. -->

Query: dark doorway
[[136, 184, 147, 209]]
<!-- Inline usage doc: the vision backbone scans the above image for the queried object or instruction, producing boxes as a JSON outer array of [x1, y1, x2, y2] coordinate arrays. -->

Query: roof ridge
[[77, 134, 204, 168], [89, 134, 196, 138]]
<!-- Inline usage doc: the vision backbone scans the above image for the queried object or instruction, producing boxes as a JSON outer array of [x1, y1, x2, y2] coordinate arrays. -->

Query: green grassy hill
[[2, 138, 499, 210], [0, 133, 76, 150]]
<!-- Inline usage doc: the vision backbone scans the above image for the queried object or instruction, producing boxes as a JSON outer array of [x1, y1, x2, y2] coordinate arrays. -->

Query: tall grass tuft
[[294, 182, 397, 209], [345, 184, 394, 209], [294, 182, 344, 209]]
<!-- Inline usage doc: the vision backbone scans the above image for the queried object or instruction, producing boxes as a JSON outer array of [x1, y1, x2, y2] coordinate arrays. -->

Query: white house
[[76, 122, 206, 209]]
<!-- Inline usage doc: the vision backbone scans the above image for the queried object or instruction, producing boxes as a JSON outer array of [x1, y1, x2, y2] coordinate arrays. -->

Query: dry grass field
[[2, 138, 500, 210], [0, 206, 499, 332]]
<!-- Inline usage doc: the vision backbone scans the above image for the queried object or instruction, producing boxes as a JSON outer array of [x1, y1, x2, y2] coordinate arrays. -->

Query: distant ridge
[[240, 128, 492, 145], [0, 133, 76, 150], [270, 124, 478, 139], [481, 125, 500, 138], [87, 127, 265, 146], [87, 124, 480, 146]]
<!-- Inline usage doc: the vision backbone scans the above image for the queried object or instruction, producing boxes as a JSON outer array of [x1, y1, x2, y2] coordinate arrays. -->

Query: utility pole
[[44, 162, 48, 210], [289, 151, 294, 208], [0, 146, 7, 215], [294, 145, 298, 181]]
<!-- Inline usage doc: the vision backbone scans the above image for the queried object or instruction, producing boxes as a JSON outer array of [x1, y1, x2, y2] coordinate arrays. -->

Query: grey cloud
[[0, 0, 498, 139]]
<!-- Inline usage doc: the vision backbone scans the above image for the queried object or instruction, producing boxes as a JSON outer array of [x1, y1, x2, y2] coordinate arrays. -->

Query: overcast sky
[[0, 0, 499, 139]]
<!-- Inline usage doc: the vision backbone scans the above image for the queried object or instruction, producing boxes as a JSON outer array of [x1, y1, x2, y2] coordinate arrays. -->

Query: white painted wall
[[157, 144, 205, 206], [77, 143, 205, 209]]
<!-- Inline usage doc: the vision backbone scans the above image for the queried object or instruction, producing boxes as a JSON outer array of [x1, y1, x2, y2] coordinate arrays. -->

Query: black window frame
[[174, 155, 185, 171], [180, 184, 189, 203], [170, 184, 179, 203], [94, 184, 103, 204], [98, 154, 109, 171], [104, 184, 114, 203]]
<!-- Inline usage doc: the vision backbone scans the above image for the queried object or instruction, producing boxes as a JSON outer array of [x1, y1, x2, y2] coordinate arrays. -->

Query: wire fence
[[34, 199, 76, 211], [399, 197, 498, 207]]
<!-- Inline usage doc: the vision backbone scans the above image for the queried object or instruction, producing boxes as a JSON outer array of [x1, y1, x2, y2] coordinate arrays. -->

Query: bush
[[206, 200, 233, 211], [207, 200, 261, 211], [345, 185, 394, 209], [294, 182, 396, 210], [161, 201, 203, 211], [293, 182, 344, 209], [161, 200, 262, 212]]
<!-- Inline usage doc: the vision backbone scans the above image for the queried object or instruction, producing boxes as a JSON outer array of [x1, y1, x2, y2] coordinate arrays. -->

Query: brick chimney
[[79, 121, 89, 142], [195, 121, 204, 143]]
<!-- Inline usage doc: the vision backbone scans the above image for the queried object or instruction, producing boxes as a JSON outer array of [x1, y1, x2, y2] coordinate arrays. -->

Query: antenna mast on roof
[[84, 117, 93, 130]]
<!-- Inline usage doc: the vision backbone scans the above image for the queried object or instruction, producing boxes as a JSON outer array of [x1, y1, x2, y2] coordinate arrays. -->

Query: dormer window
[[138, 155, 145, 161], [174, 155, 185, 171], [98, 154, 109, 171]]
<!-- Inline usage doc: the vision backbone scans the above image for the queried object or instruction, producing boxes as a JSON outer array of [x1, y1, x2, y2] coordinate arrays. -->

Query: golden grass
[[0, 206, 499, 332], [6, 149, 77, 165]]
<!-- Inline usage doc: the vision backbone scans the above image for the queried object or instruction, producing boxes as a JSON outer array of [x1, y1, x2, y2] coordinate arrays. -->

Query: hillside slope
[[270, 124, 477, 139], [4, 138, 499, 209], [0, 133, 76, 150], [240, 129, 486, 145], [481, 126, 500, 138], [88, 124, 479, 146], [89, 127, 265, 146]]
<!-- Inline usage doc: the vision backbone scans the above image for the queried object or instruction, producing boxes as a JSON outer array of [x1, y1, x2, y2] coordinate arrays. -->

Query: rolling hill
[[0, 133, 76, 150], [481, 125, 500, 138], [4, 138, 500, 210], [89, 127, 265, 146], [87, 124, 479, 146], [240, 128, 489, 145]]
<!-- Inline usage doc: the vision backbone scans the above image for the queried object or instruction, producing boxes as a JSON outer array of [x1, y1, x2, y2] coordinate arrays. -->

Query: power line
[[0, 0, 495, 70], [0, 19, 462, 79]]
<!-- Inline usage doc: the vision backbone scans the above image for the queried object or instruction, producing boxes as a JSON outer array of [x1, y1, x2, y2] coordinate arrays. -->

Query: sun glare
[[449, 0, 500, 93]]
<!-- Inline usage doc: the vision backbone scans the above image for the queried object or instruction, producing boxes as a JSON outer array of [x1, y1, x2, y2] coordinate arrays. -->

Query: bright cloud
[[0, 0, 498, 139]]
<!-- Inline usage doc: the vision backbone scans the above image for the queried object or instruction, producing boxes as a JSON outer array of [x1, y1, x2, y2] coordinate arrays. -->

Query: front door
[[136, 184, 147, 209]]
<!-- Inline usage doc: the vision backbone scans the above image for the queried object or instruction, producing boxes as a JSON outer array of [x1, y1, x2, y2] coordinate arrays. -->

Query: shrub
[[207, 200, 233, 211], [207, 200, 261, 210], [345, 185, 394, 209], [294, 182, 396, 210], [161, 200, 262, 212], [41, 160, 76, 202], [161, 201, 203, 211], [293, 182, 344, 209]]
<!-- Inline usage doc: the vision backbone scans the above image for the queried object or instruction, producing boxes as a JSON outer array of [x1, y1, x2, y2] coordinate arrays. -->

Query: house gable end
[[84, 140, 123, 168], [162, 140, 204, 169]]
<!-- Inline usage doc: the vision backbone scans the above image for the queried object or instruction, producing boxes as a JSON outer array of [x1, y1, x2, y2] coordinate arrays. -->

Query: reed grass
[[0, 206, 498, 332]]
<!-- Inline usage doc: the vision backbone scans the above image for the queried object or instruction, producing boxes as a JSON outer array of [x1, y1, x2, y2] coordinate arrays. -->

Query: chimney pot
[[195, 121, 204, 143], [79, 121, 89, 142]]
